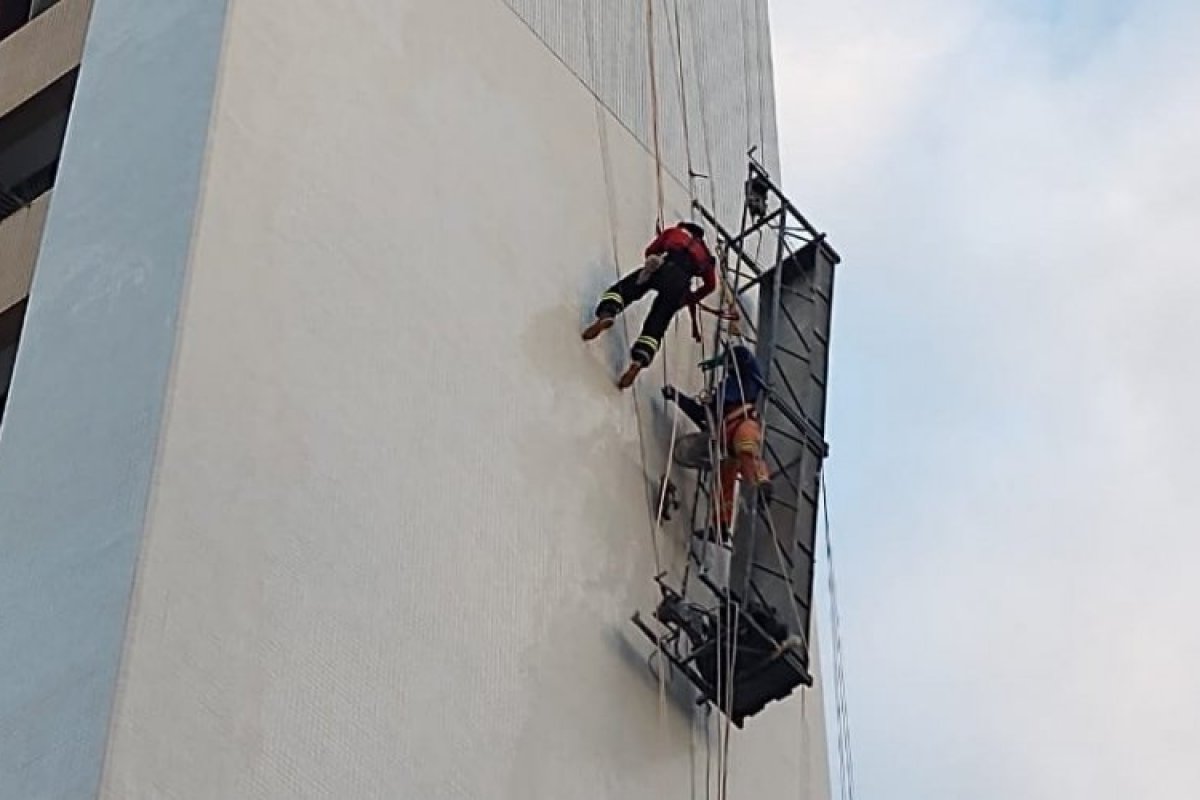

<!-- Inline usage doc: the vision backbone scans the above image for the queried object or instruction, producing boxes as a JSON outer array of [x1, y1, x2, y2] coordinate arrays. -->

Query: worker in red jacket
[[581, 221, 717, 389]]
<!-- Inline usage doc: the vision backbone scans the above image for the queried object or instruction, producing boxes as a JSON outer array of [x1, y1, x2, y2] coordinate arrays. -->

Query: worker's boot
[[617, 361, 643, 390], [581, 315, 615, 341]]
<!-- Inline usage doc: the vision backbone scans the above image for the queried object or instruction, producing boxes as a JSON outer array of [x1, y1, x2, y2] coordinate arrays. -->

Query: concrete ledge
[[0, 190, 49, 313], [0, 0, 92, 119]]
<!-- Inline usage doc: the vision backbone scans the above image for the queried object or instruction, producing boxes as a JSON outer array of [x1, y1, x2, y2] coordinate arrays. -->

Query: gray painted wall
[[0, 1, 228, 797]]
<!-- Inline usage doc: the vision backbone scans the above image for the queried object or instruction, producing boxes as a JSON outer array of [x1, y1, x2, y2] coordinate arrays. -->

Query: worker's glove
[[636, 253, 667, 285], [661, 385, 678, 402], [688, 304, 702, 343]]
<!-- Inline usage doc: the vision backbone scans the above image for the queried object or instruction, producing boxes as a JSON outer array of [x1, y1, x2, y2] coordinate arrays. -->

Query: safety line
[[589, 4, 709, 757], [645, 0, 666, 227], [499, 1, 695, 197], [822, 473, 857, 800], [587, 9, 663, 574], [669, 0, 696, 201], [737, 0, 755, 154]]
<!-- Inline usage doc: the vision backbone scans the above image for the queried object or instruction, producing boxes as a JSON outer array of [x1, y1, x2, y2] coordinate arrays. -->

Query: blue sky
[[771, 1, 1200, 797]]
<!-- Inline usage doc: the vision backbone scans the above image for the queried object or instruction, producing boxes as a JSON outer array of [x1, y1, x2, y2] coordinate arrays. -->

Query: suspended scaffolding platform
[[632, 157, 839, 726]]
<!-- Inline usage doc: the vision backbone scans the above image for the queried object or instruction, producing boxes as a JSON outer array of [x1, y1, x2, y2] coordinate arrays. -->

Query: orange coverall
[[716, 404, 770, 531]]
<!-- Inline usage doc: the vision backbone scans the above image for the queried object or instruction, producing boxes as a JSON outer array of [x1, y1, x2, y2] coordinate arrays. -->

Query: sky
[[770, 1, 1200, 798]]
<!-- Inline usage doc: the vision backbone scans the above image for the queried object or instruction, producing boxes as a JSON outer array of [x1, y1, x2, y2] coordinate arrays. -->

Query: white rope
[[681, 3, 719, 214], [822, 474, 857, 800], [587, 4, 689, 570], [669, 0, 696, 201], [737, 0, 755, 154], [710, 216, 772, 800], [749, 0, 769, 152], [645, 0, 666, 227]]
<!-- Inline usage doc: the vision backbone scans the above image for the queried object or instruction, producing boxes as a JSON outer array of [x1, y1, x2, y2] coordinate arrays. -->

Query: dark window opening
[[0, 68, 77, 224], [0, 300, 27, 424], [0, 1, 63, 43], [0, 1, 35, 42], [29, 0, 62, 17]]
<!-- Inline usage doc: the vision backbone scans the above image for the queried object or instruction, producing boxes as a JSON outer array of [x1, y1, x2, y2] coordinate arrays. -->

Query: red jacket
[[645, 225, 716, 306]]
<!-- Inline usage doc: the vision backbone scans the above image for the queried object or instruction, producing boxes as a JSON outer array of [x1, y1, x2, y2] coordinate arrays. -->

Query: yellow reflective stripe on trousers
[[635, 335, 660, 352]]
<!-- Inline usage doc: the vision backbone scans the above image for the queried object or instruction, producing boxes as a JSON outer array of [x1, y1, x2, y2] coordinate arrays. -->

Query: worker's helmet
[[680, 221, 705, 239]]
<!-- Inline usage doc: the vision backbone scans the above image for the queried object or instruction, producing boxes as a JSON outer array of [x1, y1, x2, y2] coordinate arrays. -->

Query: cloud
[[771, 1, 1200, 798]]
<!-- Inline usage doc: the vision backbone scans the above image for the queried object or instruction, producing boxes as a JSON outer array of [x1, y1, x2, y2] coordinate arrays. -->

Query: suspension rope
[[641, 0, 697, 657], [749, 0, 768, 152], [581, 10, 833, 800], [680, 4, 718, 215], [665, 0, 709, 581], [708, 206, 775, 800], [737, 0, 755, 153], [645, 0, 666, 227], [719, 344, 750, 800], [704, 705, 714, 800], [587, 0, 711, 594], [822, 473, 857, 800], [669, 0, 696, 201], [591, 4, 715, 753], [587, 7, 668, 574]]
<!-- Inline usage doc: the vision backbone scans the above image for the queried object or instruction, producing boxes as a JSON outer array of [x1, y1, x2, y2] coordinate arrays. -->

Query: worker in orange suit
[[663, 345, 770, 540], [715, 401, 771, 538]]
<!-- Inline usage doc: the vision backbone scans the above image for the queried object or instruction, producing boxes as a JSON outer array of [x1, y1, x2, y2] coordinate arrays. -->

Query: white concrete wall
[[99, 1, 830, 798]]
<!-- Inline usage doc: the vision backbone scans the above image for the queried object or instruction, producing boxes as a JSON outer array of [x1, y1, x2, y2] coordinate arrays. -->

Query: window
[[0, 1, 64, 43], [0, 1, 34, 43], [0, 70, 77, 224]]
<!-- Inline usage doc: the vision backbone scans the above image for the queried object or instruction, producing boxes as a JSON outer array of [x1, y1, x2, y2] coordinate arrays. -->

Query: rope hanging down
[[586, 6, 669, 574], [670, 0, 695, 205], [645, 0, 666, 227], [595, 0, 704, 745], [822, 474, 857, 800], [592, 39, 679, 751], [661, 9, 733, 795], [595, 6, 799, 796]]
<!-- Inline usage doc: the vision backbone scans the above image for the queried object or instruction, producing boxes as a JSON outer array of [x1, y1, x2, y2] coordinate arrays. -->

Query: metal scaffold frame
[[632, 156, 839, 727]]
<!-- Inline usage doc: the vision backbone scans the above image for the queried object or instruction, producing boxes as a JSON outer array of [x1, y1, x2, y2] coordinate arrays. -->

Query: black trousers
[[595, 258, 691, 366], [668, 391, 712, 431]]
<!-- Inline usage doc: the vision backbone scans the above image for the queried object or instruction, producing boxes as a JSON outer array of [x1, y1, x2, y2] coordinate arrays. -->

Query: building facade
[[0, 1, 833, 798]]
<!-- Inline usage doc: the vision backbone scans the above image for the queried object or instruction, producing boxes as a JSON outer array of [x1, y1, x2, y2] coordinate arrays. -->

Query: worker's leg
[[738, 451, 770, 487], [729, 417, 770, 489], [713, 421, 770, 539], [583, 269, 653, 341], [597, 270, 653, 319], [716, 459, 740, 536], [629, 261, 690, 367]]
